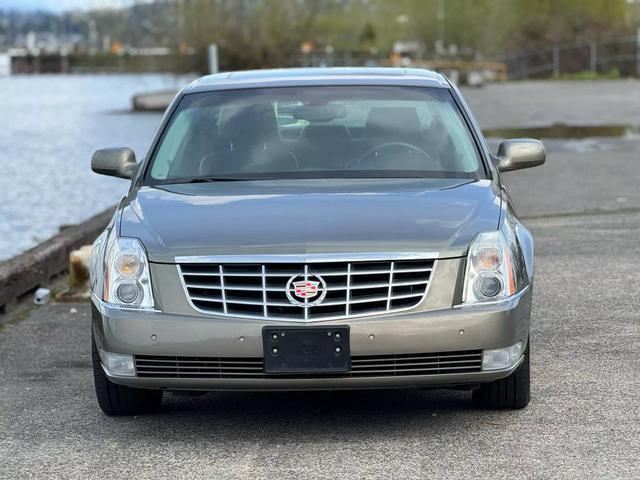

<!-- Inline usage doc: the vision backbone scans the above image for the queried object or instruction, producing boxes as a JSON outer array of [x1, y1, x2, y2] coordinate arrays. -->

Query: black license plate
[[263, 326, 350, 374]]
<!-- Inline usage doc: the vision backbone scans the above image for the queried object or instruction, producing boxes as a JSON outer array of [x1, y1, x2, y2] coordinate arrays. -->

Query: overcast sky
[[0, 0, 142, 11]]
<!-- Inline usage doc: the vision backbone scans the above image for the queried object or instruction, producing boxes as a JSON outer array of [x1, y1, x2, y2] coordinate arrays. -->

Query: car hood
[[120, 178, 501, 263]]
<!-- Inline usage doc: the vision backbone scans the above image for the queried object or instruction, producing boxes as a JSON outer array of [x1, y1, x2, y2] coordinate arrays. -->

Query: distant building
[[0, 54, 10, 75]]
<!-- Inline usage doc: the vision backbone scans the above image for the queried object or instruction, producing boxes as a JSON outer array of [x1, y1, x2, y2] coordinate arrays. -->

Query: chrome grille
[[135, 355, 264, 378], [135, 351, 482, 379], [178, 257, 435, 321], [349, 351, 482, 376]]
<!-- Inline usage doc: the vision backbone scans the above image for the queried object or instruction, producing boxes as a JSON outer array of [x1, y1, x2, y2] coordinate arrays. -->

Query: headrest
[[219, 103, 279, 142]]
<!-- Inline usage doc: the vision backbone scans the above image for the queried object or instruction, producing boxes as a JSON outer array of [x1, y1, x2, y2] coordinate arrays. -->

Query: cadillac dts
[[89, 68, 545, 415]]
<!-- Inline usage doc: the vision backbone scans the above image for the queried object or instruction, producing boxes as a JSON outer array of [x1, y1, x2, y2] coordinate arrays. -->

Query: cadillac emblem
[[286, 273, 327, 306]]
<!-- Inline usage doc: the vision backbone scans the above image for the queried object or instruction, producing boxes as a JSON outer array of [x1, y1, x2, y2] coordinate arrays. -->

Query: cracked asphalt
[[1, 82, 639, 479]]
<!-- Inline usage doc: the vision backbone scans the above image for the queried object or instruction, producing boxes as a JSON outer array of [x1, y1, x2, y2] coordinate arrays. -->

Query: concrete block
[[0, 208, 113, 310]]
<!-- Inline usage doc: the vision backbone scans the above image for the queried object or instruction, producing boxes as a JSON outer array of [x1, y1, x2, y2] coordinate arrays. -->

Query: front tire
[[472, 343, 530, 409], [92, 334, 163, 415]]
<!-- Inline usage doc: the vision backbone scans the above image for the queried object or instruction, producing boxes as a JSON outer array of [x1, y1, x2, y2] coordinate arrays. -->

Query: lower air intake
[[134, 350, 482, 379]]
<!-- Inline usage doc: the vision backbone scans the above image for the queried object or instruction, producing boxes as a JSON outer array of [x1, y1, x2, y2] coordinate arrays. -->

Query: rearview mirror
[[495, 139, 545, 172], [91, 148, 138, 179], [293, 104, 347, 122]]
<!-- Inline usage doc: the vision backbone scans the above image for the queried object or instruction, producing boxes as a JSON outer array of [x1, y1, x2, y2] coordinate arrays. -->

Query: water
[[483, 123, 640, 140], [0, 74, 190, 261], [483, 122, 640, 155]]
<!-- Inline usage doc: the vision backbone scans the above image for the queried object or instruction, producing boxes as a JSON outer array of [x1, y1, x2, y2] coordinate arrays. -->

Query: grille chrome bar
[[261, 265, 268, 318], [218, 265, 227, 314], [181, 267, 432, 277], [175, 252, 439, 264], [386, 261, 395, 311], [178, 256, 436, 322], [303, 264, 309, 321], [183, 281, 429, 292]]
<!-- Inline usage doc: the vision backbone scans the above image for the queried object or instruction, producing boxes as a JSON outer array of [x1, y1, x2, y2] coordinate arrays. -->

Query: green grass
[[553, 68, 620, 80]]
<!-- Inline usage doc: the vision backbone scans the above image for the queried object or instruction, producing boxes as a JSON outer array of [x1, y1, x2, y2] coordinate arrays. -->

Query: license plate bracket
[[263, 326, 351, 374]]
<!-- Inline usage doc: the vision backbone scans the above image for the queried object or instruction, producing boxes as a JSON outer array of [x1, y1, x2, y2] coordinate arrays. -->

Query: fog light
[[482, 342, 523, 370], [99, 349, 135, 376], [115, 280, 143, 305]]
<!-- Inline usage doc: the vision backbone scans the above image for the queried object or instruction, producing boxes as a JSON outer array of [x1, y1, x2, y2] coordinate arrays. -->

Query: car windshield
[[147, 85, 485, 183]]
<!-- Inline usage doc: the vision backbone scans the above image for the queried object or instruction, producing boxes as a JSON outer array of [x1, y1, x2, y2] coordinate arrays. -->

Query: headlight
[[103, 236, 154, 309], [463, 230, 517, 304]]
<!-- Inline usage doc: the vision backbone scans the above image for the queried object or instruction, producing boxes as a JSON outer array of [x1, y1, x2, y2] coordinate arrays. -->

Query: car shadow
[[119, 388, 481, 441]]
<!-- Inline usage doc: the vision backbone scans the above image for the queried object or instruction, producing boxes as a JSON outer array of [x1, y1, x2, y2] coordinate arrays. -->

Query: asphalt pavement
[[462, 79, 640, 129], [1, 209, 638, 479], [1, 81, 639, 479]]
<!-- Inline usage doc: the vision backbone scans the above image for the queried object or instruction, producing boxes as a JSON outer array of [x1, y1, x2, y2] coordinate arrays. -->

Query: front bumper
[[92, 287, 531, 391]]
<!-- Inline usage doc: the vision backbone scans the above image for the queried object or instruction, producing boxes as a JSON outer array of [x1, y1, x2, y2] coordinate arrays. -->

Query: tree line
[[2, 0, 637, 73]]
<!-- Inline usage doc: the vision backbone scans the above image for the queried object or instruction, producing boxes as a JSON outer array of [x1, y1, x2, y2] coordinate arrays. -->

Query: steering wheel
[[346, 142, 432, 169]]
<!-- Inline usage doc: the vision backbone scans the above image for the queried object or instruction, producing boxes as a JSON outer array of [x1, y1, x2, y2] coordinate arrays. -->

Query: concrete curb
[[0, 208, 114, 313], [132, 89, 177, 112]]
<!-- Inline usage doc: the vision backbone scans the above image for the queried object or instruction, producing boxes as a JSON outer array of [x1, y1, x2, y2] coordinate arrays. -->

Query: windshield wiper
[[181, 177, 249, 183]]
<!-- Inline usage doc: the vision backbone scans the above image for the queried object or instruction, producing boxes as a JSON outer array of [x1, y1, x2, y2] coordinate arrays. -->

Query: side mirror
[[91, 148, 138, 179], [495, 139, 545, 172]]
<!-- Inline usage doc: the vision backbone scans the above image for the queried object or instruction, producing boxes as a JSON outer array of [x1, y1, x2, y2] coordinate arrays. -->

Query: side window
[[150, 109, 193, 179]]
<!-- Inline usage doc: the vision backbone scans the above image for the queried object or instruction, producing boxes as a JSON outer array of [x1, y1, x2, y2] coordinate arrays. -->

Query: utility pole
[[589, 41, 597, 74], [632, 0, 640, 78], [636, 27, 640, 78], [176, 0, 185, 47], [208, 44, 219, 74]]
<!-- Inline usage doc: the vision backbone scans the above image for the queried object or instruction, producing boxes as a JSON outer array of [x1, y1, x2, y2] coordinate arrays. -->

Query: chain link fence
[[503, 35, 640, 79], [292, 34, 640, 81]]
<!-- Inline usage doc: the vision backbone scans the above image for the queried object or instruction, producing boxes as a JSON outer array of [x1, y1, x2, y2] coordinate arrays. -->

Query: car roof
[[183, 67, 450, 94]]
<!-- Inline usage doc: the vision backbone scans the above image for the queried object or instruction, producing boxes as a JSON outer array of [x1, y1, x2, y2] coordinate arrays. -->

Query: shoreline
[[0, 207, 114, 314]]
